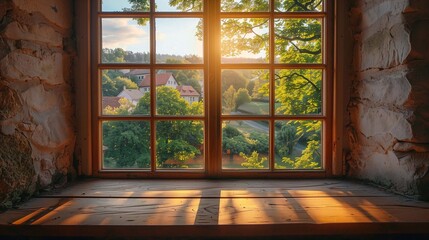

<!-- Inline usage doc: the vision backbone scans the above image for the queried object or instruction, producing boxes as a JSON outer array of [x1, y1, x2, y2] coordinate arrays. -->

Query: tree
[[135, 87, 204, 167], [246, 80, 255, 96], [275, 122, 299, 157], [240, 151, 267, 169], [102, 73, 118, 96], [235, 88, 251, 110], [103, 121, 150, 168], [223, 85, 236, 114]]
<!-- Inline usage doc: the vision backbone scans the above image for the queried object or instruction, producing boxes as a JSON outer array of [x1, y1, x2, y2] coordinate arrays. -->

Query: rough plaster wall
[[347, 0, 429, 200], [0, 0, 75, 208]]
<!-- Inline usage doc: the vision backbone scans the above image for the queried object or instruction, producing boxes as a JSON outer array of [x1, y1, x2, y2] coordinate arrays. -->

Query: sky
[[101, 0, 204, 57]]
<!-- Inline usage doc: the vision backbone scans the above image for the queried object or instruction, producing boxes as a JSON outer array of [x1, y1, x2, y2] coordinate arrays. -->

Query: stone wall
[[347, 0, 429, 200], [0, 0, 75, 208]]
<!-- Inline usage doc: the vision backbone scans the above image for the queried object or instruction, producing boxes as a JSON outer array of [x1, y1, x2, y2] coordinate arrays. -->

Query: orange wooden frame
[[88, 0, 335, 178]]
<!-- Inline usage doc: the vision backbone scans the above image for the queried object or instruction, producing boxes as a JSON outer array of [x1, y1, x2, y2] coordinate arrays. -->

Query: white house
[[176, 85, 200, 104], [117, 87, 144, 105]]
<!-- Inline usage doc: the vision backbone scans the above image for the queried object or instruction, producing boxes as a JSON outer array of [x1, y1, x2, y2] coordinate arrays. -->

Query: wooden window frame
[[77, 0, 338, 178]]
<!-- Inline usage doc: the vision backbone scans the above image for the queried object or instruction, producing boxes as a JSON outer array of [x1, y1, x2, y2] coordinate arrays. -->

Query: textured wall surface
[[347, 0, 429, 200], [0, 0, 75, 208]]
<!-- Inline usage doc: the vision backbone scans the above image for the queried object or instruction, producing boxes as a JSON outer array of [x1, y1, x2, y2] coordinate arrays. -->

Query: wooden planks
[[1, 179, 429, 238]]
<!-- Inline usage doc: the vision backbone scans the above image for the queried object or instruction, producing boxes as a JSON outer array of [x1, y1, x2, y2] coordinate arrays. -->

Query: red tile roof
[[138, 73, 173, 87], [176, 85, 200, 97], [102, 97, 121, 109]]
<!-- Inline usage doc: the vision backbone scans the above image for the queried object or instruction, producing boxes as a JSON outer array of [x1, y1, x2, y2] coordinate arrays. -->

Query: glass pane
[[221, 0, 269, 12], [275, 0, 323, 12], [222, 121, 269, 169], [274, 120, 322, 169], [101, 69, 151, 115], [102, 120, 151, 169], [154, 70, 204, 116], [102, 0, 150, 12], [156, 0, 203, 12], [156, 121, 204, 169], [221, 69, 269, 115], [274, 18, 322, 64], [221, 18, 269, 63], [275, 69, 322, 115], [156, 18, 203, 64], [101, 18, 150, 64]]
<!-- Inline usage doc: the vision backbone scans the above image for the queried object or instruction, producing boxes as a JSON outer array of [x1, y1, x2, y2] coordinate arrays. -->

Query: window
[[93, 0, 333, 177]]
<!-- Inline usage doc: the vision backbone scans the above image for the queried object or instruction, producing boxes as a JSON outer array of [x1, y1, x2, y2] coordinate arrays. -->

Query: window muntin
[[95, 0, 331, 176]]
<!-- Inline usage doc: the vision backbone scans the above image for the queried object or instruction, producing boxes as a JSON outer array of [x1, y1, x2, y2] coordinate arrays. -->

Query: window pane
[[221, 0, 269, 12], [156, 121, 204, 169], [222, 121, 269, 169], [274, 120, 322, 169], [274, 18, 322, 64], [101, 69, 150, 116], [221, 69, 269, 115], [154, 70, 204, 116], [275, 0, 323, 12], [156, 0, 203, 12], [102, 120, 151, 169], [102, 0, 150, 12], [275, 69, 322, 115], [221, 18, 269, 63], [156, 18, 203, 64], [101, 18, 150, 64]]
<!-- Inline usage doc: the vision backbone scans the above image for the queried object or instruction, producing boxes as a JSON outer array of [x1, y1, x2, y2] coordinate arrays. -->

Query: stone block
[[357, 68, 411, 106], [360, 23, 410, 70], [0, 51, 64, 85], [4, 21, 62, 48], [12, 0, 72, 30], [0, 132, 35, 209], [352, 103, 412, 141], [0, 83, 22, 120], [348, 149, 429, 197]]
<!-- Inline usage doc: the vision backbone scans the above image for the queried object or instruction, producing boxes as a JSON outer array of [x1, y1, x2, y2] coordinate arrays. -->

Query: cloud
[[102, 18, 149, 51]]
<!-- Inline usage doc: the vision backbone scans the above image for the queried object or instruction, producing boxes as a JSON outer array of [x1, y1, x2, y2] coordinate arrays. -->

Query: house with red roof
[[176, 85, 200, 104], [138, 73, 200, 104]]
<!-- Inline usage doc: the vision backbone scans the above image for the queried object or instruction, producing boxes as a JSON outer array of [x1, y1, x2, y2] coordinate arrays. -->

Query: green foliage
[[249, 132, 268, 154], [222, 124, 268, 157], [246, 80, 255, 96], [276, 120, 322, 169], [275, 69, 322, 115], [275, 122, 299, 156], [235, 88, 251, 110], [103, 121, 150, 168], [240, 151, 267, 169], [274, 0, 323, 12], [223, 125, 242, 138], [102, 71, 138, 97], [223, 85, 236, 113], [221, 0, 269, 12], [282, 140, 320, 169]]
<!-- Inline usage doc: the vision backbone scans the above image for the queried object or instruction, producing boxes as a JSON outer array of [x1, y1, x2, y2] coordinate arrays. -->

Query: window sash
[[92, 0, 333, 177]]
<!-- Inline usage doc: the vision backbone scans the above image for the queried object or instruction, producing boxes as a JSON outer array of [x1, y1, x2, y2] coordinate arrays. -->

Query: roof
[[139, 73, 174, 87], [126, 69, 150, 76], [102, 97, 121, 109], [118, 89, 144, 101], [176, 85, 200, 97]]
